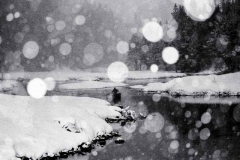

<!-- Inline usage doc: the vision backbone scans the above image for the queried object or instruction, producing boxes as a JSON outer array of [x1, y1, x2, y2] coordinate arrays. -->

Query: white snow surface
[[131, 72, 240, 95], [0, 80, 18, 91], [194, 69, 223, 75], [127, 71, 185, 79], [59, 81, 127, 90], [3, 71, 185, 82], [0, 94, 122, 159]]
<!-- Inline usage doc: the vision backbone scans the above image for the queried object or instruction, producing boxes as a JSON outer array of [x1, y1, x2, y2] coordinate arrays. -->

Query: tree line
[[127, 0, 240, 73]]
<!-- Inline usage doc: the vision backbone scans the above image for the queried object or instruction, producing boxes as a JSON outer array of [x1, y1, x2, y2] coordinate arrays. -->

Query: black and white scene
[[1, 0, 240, 159]]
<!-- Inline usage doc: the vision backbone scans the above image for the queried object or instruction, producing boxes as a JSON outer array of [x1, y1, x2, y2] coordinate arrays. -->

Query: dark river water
[[56, 87, 240, 160]]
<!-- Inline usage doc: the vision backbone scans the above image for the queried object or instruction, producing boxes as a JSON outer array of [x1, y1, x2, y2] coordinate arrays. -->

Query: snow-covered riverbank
[[0, 80, 18, 92], [59, 81, 127, 90], [131, 72, 240, 96], [1, 71, 186, 82], [0, 71, 185, 95], [0, 94, 130, 160]]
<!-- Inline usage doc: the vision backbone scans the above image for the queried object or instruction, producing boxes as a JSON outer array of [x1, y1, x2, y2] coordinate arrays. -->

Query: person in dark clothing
[[112, 87, 121, 104]]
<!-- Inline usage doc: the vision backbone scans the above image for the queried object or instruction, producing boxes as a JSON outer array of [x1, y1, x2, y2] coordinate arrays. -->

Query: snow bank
[[194, 70, 222, 75], [0, 80, 18, 92], [4, 71, 185, 82], [0, 94, 124, 159], [127, 71, 185, 79], [0, 80, 28, 96], [59, 81, 127, 90], [4, 71, 101, 82], [131, 72, 240, 96]]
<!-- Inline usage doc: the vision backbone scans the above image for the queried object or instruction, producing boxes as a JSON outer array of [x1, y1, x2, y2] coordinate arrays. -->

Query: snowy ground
[[0, 80, 28, 96], [194, 70, 223, 75], [0, 80, 18, 92], [131, 72, 240, 96], [0, 94, 126, 160], [59, 81, 127, 90], [0, 71, 185, 95], [127, 71, 185, 79], [2, 71, 186, 82]]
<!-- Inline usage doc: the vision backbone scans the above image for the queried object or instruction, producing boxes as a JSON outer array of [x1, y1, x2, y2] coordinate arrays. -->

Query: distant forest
[[0, 0, 126, 72], [127, 0, 240, 73], [1, 0, 240, 73]]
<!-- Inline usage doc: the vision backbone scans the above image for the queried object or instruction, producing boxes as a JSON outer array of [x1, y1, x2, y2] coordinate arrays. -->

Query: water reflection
[[62, 88, 240, 160]]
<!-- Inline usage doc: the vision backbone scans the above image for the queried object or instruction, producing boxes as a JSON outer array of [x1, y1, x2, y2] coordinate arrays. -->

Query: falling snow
[[0, 0, 240, 159], [107, 62, 129, 83], [183, 0, 216, 21], [162, 47, 179, 65], [22, 41, 40, 59], [116, 41, 129, 54], [75, 15, 86, 25], [27, 78, 47, 99], [142, 21, 163, 43], [59, 43, 72, 56]]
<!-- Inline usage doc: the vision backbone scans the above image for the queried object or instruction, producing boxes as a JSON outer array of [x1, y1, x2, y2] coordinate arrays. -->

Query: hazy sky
[[96, 0, 183, 24]]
